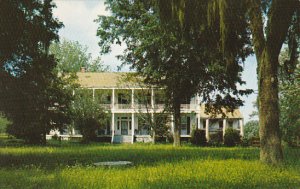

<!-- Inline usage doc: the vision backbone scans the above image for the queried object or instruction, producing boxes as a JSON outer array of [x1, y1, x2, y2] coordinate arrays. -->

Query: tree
[[71, 89, 108, 143], [244, 120, 260, 140], [0, 114, 10, 134], [49, 39, 109, 73], [279, 49, 300, 146], [96, 0, 251, 146], [157, 0, 300, 164], [0, 0, 76, 144]]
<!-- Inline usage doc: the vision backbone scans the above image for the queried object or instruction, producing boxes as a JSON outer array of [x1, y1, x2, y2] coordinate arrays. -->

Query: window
[[138, 119, 150, 135], [203, 120, 206, 129], [219, 120, 223, 129], [118, 93, 129, 104], [181, 116, 190, 135]]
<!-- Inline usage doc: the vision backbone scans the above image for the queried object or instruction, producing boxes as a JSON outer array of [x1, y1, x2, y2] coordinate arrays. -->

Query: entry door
[[121, 121, 128, 135]]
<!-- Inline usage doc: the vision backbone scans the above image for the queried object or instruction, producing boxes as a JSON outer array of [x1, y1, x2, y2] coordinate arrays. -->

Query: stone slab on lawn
[[93, 161, 133, 167]]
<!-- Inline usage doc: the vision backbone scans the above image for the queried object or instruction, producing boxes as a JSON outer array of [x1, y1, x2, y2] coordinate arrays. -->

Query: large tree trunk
[[258, 50, 283, 164], [173, 102, 181, 147], [152, 129, 156, 144]]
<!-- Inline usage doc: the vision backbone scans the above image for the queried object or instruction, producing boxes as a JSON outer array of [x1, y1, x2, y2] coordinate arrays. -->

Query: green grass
[[0, 140, 299, 189]]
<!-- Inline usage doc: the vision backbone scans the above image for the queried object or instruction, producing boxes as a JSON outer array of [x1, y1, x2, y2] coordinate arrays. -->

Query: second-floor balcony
[[101, 103, 197, 111]]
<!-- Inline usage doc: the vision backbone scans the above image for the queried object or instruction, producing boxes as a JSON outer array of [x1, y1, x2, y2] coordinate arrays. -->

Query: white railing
[[154, 104, 165, 110], [181, 104, 197, 110], [115, 104, 132, 109], [100, 104, 112, 109], [112, 103, 197, 110]]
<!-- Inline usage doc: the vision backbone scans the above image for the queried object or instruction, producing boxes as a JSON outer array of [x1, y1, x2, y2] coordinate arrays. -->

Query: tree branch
[[248, 0, 266, 61], [265, 0, 297, 57]]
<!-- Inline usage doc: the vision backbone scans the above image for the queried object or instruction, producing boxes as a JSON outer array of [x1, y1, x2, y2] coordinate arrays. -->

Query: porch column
[[223, 119, 227, 136], [112, 88, 115, 109], [131, 89, 134, 109], [197, 114, 200, 129], [92, 88, 95, 101], [111, 113, 115, 143], [239, 119, 244, 137], [205, 119, 209, 141], [151, 88, 154, 109], [171, 114, 174, 133], [132, 113, 135, 144]]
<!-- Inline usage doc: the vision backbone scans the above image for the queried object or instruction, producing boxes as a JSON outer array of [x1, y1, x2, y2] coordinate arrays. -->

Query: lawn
[[0, 140, 299, 189]]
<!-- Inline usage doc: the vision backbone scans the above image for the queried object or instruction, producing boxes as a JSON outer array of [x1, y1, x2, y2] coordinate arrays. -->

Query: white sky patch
[[52, 0, 258, 122], [52, 0, 124, 71]]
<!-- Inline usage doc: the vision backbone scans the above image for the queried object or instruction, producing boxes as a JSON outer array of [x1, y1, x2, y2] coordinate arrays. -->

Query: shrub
[[208, 131, 223, 147], [166, 132, 174, 143], [224, 128, 241, 147], [244, 120, 259, 140], [77, 118, 100, 143], [190, 129, 206, 146], [71, 89, 108, 143], [240, 137, 250, 147]]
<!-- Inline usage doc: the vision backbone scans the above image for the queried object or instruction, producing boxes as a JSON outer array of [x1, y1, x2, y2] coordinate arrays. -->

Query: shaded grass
[[0, 141, 299, 188]]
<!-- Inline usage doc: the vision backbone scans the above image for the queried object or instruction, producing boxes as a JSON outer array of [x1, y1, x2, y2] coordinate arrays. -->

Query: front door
[[121, 121, 128, 135]]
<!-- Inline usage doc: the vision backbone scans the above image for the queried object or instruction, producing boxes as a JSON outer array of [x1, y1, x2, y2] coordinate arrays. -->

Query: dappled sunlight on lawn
[[0, 143, 299, 188]]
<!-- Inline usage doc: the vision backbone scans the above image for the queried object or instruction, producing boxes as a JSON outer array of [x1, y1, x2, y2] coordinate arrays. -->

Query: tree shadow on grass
[[0, 146, 261, 169]]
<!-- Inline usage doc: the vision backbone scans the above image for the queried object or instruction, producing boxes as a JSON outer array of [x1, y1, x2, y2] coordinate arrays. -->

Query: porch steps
[[113, 135, 133, 143]]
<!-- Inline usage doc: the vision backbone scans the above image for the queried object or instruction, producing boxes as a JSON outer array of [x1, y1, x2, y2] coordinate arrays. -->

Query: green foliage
[[279, 49, 300, 146], [0, 114, 10, 134], [0, 1, 78, 144], [224, 128, 241, 147], [244, 120, 260, 140], [5, 64, 78, 144], [208, 131, 223, 147], [49, 39, 109, 73], [190, 128, 206, 146], [0, 142, 299, 188], [71, 89, 108, 143]]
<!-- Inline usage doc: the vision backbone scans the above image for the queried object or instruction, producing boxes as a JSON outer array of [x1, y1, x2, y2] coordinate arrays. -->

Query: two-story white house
[[48, 72, 244, 143]]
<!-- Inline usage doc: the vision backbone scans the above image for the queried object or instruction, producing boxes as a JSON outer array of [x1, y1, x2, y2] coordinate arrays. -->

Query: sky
[[53, 0, 258, 123]]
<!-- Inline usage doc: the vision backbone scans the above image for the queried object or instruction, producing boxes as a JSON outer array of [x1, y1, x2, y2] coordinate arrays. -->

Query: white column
[[72, 127, 75, 135], [92, 88, 95, 101], [111, 113, 115, 143], [205, 119, 209, 141], [131, 89, 134, 109], [223, 119, 227, 136], [197, 114, 200, 129], [171, 114, 174, 133], [239, 119, 244, 137], [132, 113, 135, 144], [151, 88, 154, 109], [112, 88, 115, 110]]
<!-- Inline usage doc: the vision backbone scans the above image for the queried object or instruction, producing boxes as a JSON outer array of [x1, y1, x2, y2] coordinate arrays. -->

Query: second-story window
[[118, 93, 129, 104]]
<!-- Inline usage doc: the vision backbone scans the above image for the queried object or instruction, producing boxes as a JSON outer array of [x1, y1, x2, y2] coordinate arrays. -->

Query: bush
[[244, 120, 259, 140], [78, 118, 100, 143], [190, 129, 206, 146], [166, 132, 174, 143], [240, 137, 250, 147], [224, 128, 241, 147], [208, 131, 223, 147]]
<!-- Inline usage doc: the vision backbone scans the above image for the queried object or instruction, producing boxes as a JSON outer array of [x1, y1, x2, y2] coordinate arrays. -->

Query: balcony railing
[[115, 104, 132, 109], [100, 104, 112, 110], [180, 104, 197, 110], [109, 103, 197, 110]]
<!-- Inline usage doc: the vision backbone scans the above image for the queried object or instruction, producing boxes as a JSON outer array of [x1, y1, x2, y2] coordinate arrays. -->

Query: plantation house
[[48, 72, 244, 143]]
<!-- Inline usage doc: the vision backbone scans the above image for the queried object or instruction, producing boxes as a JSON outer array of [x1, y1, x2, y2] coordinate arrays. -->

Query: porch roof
[[200, 105, 243, 119], [76, 72, 137, 88]]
